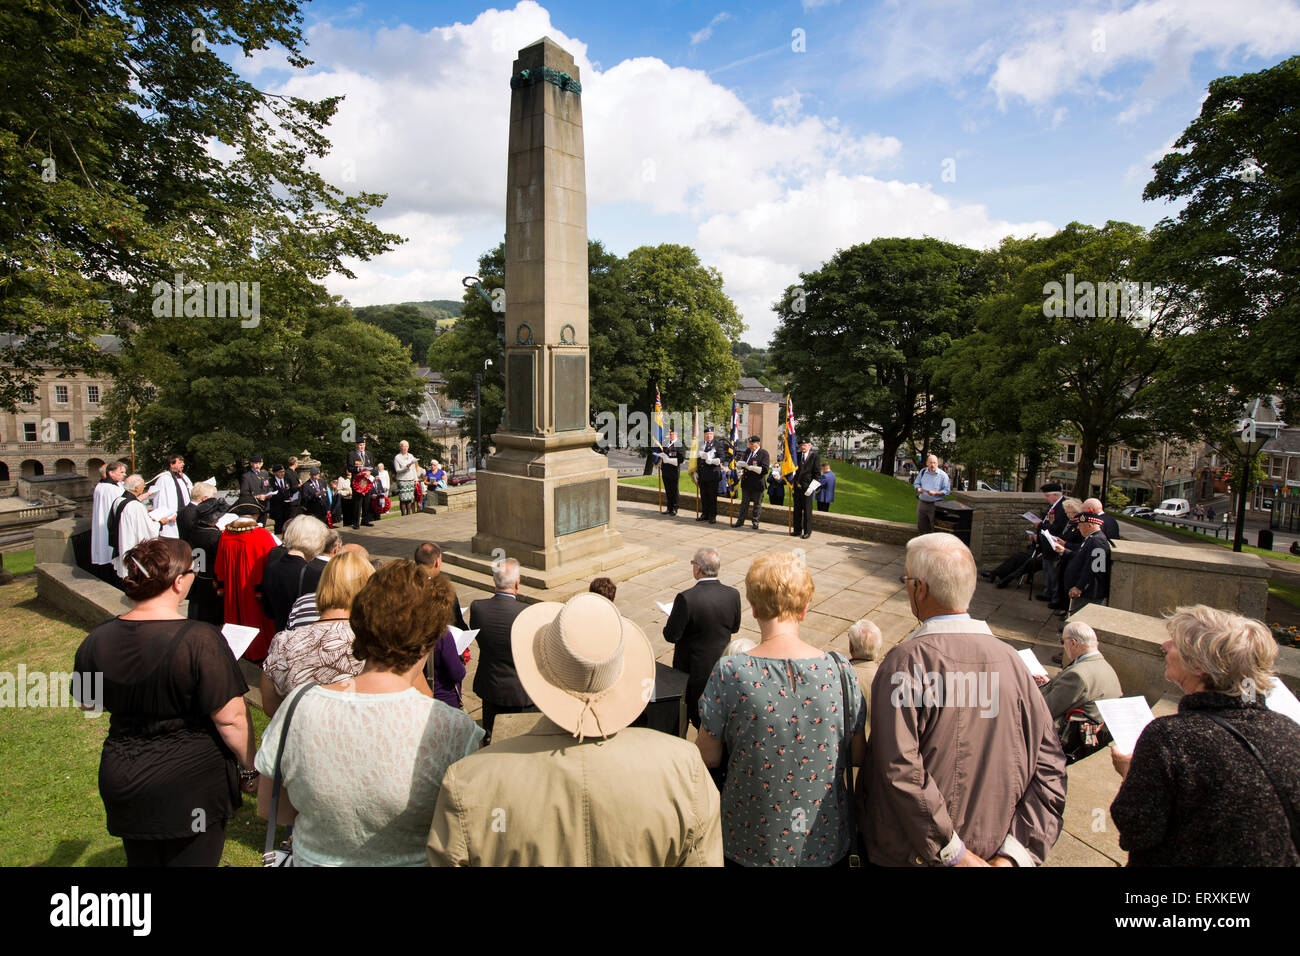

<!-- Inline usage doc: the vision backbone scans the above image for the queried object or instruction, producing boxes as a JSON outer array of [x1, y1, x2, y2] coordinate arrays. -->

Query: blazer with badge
[[239, 468, 271, 511], [659, 442, 685, 473], [696, 440, 723, 484], [794, 447, 821, 493], [345, 449, 375, 478], [738, 447, 770, 494], [469, 593, 532, 708], [1035, 498, 1069, 561], [663, 578, 742, 722]]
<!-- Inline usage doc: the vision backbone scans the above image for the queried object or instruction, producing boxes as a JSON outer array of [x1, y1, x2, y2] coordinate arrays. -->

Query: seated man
[[1033, 621, 1123, 763]]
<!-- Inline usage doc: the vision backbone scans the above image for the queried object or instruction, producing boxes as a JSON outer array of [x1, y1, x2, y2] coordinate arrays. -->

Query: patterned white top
[[262, 620, 361, 697], [255, 686, 483, 867]]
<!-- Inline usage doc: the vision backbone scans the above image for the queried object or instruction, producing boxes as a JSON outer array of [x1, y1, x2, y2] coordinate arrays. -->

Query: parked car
[[1153, 498, 1191, 518], [448, 474, 476, 486]]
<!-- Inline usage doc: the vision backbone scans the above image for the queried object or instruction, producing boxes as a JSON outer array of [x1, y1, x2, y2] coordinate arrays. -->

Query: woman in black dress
[[73, 538, 256, 866]]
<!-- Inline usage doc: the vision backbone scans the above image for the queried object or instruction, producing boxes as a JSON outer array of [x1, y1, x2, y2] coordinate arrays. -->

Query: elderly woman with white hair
[[1110, 605, 1300, 866], [393, 440, 420, 516], [259, 515, 331, 633]]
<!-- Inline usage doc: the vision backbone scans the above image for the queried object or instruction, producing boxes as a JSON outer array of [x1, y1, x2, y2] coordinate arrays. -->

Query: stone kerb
[[616, 483, 914, 545], [951, 492, 1045, 566], [1109, 539, 1269, 620]]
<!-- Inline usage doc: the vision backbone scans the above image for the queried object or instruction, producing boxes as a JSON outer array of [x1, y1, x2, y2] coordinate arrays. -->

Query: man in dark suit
[[733, 435, 770, 530], [791, 437, 820, 539], [663, 546, 741, 728], [239, 454, 273, 526], [469, 557, 535, 743], [695, 425, 723, 524], [267, 464, 294, 532], [284, 455, 304, 519], [658, 428, 686, 516], [1034, 483, 1069, 605], [345, 439, 376, 528]]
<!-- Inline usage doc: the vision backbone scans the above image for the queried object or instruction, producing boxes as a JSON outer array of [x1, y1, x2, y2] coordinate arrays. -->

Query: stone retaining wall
[[1110, 539, 1270, 620], [616, 483, 914, 546]]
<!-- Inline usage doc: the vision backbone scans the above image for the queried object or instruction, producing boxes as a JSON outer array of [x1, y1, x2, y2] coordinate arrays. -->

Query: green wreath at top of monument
[[509, 67, 582, 95]]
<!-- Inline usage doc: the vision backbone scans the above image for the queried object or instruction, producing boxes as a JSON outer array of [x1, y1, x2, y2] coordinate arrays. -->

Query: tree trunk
[[879, 437, 900, 473], [1074, 436, 1099, 499], [1022, 449, 1041, 492]]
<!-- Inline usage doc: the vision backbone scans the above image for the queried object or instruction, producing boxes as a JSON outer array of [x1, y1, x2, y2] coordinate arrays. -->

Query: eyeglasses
[[899, 574, 922, 588]]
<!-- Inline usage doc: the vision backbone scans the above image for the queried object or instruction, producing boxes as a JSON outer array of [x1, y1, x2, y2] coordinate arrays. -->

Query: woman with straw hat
[[427, 591, 723, 866]]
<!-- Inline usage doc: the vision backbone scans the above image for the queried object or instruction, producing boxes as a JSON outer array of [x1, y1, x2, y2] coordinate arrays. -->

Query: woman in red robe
[[214, 518, 278, 662]]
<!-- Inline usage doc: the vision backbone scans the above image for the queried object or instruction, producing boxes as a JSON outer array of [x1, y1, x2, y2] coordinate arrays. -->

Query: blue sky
[[236, 0, 1300, 345]]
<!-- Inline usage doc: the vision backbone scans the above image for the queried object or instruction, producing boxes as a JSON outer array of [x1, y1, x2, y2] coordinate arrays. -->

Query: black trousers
[[122, 823, 226, 867], [700, 477, 718, 519], [792, 488, 814, 535], [663, 468, 680, 513], [816, 501, 830, 512], [737, 488, 762, 525]]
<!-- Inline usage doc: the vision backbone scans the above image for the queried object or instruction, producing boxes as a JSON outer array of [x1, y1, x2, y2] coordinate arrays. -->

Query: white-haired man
[[1035, 621, 1123, 755], [664, 546, 741, 728], [847, 619, 884, 724], [110, 475, 160, 580], [858, 533, 1066, 867], [469, 557, 536, 743]]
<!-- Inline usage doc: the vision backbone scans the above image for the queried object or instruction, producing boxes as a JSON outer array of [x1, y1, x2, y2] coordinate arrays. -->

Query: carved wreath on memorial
[[509, 67, 582, 95], [559, 323, 576, 345], [515, 323, 535, 346]]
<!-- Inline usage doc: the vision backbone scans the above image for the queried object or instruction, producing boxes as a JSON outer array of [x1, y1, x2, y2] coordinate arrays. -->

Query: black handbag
[[262, 683, 317, 867]]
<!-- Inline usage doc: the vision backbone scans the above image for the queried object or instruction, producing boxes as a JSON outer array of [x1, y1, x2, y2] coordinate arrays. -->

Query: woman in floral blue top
[[697, 551, 866, 866]]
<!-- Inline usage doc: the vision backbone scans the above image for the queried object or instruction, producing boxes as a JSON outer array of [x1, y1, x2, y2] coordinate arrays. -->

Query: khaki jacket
[[427, 718, 723, 866], [856, 617, 1067, 867], [1040, 652, 1123, 726]]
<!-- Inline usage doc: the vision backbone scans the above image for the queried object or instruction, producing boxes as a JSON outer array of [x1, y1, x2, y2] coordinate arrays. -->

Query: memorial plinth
[[465, 37, 659, 586]]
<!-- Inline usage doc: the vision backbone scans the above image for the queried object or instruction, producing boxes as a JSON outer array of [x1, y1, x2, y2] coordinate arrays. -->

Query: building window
[[56, 421, 71, 442], [1064, 444, 1077, 464], [23, 422, 37, 442], [87, 385, 100, 404], [1094, 451, 1106, 468], [54, 385, 68, 404], [1269, 456, 1285, 478], [19, 386, 35, 405], [1124, 450, 1140, 470]]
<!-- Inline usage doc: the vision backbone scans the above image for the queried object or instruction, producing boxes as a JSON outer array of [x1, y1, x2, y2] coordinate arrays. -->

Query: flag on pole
[[726, 398, 741, 496], [654, 387, 665, 450], [687, 408, 699, 479], [780, 395, 798, 485]]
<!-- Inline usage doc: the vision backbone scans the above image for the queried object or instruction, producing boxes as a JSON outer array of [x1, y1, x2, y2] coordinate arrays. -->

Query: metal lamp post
[[1230, 419, 1270, 553], [473, 372, 482, 473]]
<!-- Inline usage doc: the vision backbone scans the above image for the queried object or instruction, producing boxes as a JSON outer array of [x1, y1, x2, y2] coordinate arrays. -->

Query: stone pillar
[[472, 37, 623, 573], [748, 402, 781, 457]]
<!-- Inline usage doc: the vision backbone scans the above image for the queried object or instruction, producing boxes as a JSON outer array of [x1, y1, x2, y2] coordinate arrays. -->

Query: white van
[[1153, 498, 1191, 518]]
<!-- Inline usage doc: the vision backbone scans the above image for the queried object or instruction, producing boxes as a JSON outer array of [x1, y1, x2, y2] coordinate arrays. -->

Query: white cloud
[[989, 0, 1300, 112], [690, 12, 732, 46], [695, 171, 1055, 342]]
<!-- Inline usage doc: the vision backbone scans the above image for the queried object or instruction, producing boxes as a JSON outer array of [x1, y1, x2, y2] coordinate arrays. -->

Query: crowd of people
[[70, 498, 1300, 866]]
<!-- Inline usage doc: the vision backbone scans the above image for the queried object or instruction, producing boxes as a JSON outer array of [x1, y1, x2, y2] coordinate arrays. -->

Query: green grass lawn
[[1125, 517, 1300, 564], [3, 549, 34, 576], [622, 461, 920, 524], [0, 575, 270, 867], [1269, 580, 1300, 610]]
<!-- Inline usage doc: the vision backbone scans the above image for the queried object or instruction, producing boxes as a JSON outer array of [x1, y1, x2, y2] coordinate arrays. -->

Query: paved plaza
[[342, 498, 1169, 866]]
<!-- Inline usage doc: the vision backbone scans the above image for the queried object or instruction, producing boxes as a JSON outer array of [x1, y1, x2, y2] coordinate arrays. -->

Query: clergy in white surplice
[[149, 454, 193, 539], [90, 460, 127, 568], [112, 476, 161, 579]]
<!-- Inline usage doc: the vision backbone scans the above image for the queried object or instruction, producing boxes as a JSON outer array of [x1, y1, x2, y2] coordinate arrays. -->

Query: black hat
[[747, 435, 760, 443], [703, 424, 714, 432], [272, 464, 285, 473], [250, 453, 263, 462], [230, 495, 263, 517], [1041, 482, 1063, 493], [309, 466, 320, 476]]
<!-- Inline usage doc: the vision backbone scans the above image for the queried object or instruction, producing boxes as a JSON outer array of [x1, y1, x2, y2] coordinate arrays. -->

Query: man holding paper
[[792, 437, 820, 539], [912, 454, 950, 535], [659, 429, 686, 516], [695, 425, 723, 524], [469, 558, 535, 742], [732, 435, 769, 530]]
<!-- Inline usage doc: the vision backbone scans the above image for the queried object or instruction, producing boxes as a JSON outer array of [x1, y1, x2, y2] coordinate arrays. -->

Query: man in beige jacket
[[427, 592, 722, 866], [857, 533, 1067, 867]]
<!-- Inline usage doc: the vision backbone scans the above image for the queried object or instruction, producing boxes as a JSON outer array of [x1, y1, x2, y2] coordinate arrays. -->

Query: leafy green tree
[[1144, 55, 1300, 399], [1, 0, 397, 408], [771, 237, 988, 471], [94, 274, 430, 482], [355, 303, 445, 360]]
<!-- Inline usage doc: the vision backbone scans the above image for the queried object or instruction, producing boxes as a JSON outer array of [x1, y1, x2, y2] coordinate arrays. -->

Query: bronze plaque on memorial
[[555, 479, 609, 536], [553, 352, 587, 432], [507, 352, 535, 433]]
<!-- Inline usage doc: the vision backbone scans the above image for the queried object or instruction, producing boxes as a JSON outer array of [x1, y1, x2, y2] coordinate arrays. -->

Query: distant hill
[[395, 300, 463, 320], [353, 299, 464, 359]]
